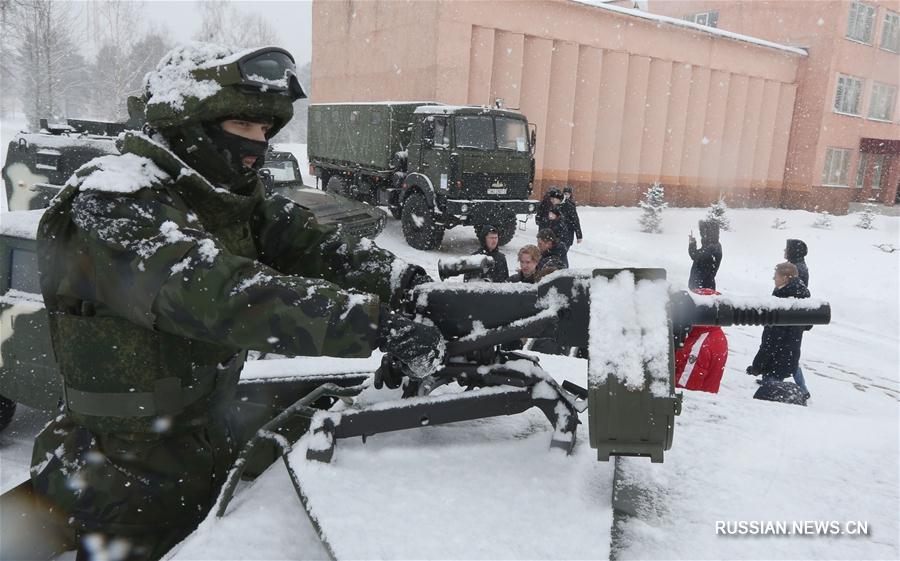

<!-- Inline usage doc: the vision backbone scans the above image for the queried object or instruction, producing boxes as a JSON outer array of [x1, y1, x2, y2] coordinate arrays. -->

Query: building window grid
[[683, 11, 719, 28], [856, 152, 869, 188], [882, 11, 900, 52], [847, 1, 876, 44], [872, 154, 887, 189], [868, 82, 897, 121], [834, 74, 865, 115], [822, 148, 853, 187]]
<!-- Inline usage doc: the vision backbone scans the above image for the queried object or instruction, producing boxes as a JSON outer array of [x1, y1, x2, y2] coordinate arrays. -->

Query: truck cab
[[403, 105, 536, 248]]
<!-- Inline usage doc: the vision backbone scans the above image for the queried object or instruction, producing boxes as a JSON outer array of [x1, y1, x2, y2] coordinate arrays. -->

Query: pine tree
[[812, 210, 833, 229], [705, 196, 731, 231], [771, 217, 787, 230], [856, 203, 876, 230], [638, 183, 667, 233]]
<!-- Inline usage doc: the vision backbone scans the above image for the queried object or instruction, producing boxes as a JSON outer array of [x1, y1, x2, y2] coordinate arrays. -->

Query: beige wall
[[312, 0, 804, 207], [651, 0, 900, 212]]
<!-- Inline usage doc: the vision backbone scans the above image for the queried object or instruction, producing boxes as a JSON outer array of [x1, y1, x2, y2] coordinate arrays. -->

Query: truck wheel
[[497, 214, 518, 246], [388, 191, 403, 219], [0, 394, 16, 432], [401, 192, 444, 250], [326, 176, 350, 198]]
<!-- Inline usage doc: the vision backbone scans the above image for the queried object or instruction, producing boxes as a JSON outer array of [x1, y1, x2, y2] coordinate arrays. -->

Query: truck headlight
[[460, 204, 469, 213], [528, 203, 535, 213]]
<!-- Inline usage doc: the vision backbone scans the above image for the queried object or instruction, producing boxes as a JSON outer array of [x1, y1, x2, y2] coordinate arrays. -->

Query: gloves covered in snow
[[377, 306, 445, 380]]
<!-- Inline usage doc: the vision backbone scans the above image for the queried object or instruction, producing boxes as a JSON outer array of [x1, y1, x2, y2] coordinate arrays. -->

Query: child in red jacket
[[675, 288, 729, 393]]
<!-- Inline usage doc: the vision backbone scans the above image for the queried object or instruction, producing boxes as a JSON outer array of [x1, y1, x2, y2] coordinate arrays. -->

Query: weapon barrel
[[684, 293, 831, 327]]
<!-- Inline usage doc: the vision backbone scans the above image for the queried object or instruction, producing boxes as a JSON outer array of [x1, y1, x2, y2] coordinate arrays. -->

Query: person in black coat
[[561, 186, 583, 247], [747, 262, 811, 386], [535, 187, 563, 230], [536, 228, 568, 273], [464, 225, 509, 283], [547, 205, 571, 264], [688, 219, 722, 290], [508, 244, 541, 284], [784, 239, 809, 287]]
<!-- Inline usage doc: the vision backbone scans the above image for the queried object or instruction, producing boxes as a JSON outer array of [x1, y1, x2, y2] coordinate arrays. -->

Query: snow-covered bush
[[705, 197, 731, 231], [812, 211, 833, 229], [638, 183, 667, 233], [771, 217, 787, 230], [856, 203, 877, 229]]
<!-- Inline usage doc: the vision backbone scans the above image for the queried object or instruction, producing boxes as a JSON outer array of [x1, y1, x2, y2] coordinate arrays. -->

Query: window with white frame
[[834, 74, 864, 115], [847, 1, 876, 43], [868, 82, 897, 121], [856, 152, 869, 187], [822, 148, 852, 186], [683, 11, 719, 27], [882, 11, 900, 52], [872, 154, 887, 189]]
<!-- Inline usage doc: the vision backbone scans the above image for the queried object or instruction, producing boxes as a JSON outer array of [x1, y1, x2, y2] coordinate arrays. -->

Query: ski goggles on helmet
[[195, 47, 307, 101]]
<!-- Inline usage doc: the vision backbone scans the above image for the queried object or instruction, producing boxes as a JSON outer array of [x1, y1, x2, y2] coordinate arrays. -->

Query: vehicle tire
[[0, 394, 16, 432], [401, 192, 444, 250], [326, 176, 351, 198], [496, 213, 518, 246], [388, 191, 403, 219]]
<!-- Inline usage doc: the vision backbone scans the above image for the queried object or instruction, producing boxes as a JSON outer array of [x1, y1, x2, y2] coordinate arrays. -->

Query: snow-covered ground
[[1, 139, 897, 560]]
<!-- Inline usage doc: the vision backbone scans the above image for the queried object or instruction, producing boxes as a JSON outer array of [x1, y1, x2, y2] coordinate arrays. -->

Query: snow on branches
[[705, 196, 731, 231], [638, 183, 667, 233]]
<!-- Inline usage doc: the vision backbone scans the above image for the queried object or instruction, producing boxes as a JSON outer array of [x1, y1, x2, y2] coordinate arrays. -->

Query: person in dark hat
[[536, 228, 568, 274], [560, 186, 583, 246], [464, 225, 509, 282], [688, 219, 722, 290], [784, 239, 809, 287], [536, 186, 563, 230], [547, 205, 571, 263]]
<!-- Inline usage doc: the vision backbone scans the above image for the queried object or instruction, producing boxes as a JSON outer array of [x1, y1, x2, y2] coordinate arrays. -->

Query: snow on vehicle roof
[[11, 132, 119, 153], [145, 42, 260, 111], [309, 101, 438, 106], [570, 0, 808, 56], [0, 209, 44, 239]]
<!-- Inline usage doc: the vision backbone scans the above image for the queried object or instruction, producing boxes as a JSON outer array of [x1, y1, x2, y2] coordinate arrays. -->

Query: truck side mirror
[[529, 125, 537, 154]]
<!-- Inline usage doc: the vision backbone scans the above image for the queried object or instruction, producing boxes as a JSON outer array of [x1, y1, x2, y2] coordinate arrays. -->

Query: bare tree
[[9, 0, 87, 127], [86, 1, 154, 120], [194, 0, 280, 48]]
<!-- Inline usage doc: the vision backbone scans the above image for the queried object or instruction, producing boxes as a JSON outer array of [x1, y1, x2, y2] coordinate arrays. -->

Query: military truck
[[308, 102, 539, 250], [2, 120, 387, 239]]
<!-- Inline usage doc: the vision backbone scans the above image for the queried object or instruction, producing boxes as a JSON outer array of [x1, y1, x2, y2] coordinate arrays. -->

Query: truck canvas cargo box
[[308, 102, 427, 172]]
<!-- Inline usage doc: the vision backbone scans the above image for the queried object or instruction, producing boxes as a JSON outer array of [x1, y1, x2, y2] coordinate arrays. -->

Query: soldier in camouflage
[[30, 43, 443, 560]]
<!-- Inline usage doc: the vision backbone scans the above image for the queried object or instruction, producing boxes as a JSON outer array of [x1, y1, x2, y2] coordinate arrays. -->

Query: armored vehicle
[[308, 102, 539, 250], [2, 120, 387, 239]]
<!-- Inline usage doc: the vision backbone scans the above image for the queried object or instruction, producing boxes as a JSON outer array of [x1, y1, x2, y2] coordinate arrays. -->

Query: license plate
[[487, 188, 507, 195]]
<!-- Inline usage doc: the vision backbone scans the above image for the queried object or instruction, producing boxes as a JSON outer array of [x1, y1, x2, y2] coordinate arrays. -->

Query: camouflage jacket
[[37, 132, 420, 431]]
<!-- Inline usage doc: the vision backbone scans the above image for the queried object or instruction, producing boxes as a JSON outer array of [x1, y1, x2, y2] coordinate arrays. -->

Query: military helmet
[[143, 43, 305, 138]]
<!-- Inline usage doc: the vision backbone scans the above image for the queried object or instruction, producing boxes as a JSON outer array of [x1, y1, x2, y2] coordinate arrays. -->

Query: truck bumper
[[443, 199, 539, 225]]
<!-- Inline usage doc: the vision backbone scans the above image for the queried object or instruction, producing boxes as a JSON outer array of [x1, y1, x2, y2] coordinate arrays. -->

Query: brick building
[[311, 0, 898, 213]]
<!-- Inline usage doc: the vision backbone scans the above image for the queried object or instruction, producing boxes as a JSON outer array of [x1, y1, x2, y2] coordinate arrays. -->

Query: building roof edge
[[569, 0, 809, 57]]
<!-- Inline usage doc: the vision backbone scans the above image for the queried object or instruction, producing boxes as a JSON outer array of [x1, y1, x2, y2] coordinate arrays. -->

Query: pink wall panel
[[640, 58, 674, 184], [490, 31, 525, 109], [519, 36, 554, 185], [543, 41, 580, 184], [661, 62, 693, 185], [467, 26, 495, 105]]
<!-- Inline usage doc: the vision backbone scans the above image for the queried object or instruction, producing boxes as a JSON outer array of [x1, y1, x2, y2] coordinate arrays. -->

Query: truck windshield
[[455, 116, 496, 150], [496, 117, 528, 152], [263, 160, 298, 182]]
